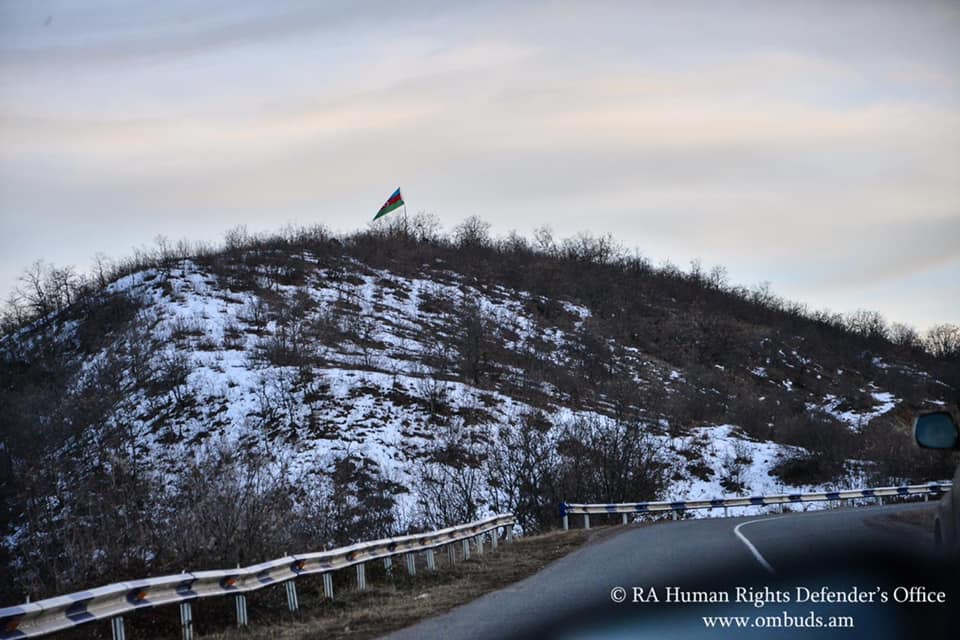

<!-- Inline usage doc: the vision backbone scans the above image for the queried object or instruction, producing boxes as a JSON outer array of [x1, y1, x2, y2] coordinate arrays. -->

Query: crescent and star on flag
[[373, 187, 405, 221]]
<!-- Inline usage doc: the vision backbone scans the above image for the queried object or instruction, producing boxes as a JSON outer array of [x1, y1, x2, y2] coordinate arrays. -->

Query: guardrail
[[560, 482, 952, 529], [0, 513, 516, 640]]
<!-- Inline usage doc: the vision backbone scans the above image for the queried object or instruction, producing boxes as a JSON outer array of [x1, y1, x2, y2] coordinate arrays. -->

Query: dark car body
[[933, 464, 960, 555], [914, 411, 960, 557]]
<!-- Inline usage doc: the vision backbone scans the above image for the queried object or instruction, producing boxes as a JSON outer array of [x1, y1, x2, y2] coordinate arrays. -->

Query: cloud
[[0, 1, 477, 66], [1, 0, 958, 329]]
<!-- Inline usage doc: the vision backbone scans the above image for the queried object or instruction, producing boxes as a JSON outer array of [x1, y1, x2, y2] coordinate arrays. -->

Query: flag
[[374, 187, 404, 220]]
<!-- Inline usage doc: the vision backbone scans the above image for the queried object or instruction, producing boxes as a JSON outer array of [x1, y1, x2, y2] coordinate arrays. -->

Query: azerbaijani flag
[[373, 187, 404, 220]]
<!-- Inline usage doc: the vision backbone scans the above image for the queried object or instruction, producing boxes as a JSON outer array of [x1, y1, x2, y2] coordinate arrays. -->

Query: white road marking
[[733, 516, 786, 574]]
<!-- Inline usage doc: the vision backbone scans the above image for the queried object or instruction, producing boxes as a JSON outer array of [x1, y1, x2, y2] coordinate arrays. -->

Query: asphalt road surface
[[381, 503, 939, 640]]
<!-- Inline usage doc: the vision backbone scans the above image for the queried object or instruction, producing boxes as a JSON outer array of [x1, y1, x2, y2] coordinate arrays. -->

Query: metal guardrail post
[[447, 542, 456, 565], [110, 616, 125, 640], [462, 538, 471, 559], [584, 514, 590, 529], [323, 573, 334, 599], [285, 580, 299, 611], [621, 513, 628, 525], [491, 530, 498, 550], [406, 552, 416, 576], [475, 534, 484, 555], [235, 594, 249, 627], [179, 602, 194, 640], [384, 556, 393, 575], [356, 563, 367, 591], [506, 526, 513, 542], [426, 549, 436, 571], [563, 515, 569, 530]]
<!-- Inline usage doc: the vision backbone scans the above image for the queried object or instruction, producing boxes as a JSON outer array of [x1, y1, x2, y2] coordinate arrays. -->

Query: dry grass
[[191, 528, 598, 640]]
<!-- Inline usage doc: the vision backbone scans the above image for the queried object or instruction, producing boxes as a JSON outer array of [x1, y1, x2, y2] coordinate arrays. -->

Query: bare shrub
[[414, 422, 487, 529], [161, 442, 297, 568], [299, 453, 403, 547], [456, 297, 494, 385], [483, 411, 558, 533], [554, 417, 668, 506], [719, 441, 753, 493], [413, 366, 452, 421], [728, 394, 774, 441], [254, 320, 314, 368]]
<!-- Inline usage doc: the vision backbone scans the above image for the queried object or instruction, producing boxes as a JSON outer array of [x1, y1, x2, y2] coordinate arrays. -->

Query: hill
[[1, 215, 957, 602]]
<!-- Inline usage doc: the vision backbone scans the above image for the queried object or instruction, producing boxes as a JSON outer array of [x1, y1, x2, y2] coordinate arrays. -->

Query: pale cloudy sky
[[1, 0, 958, 329]]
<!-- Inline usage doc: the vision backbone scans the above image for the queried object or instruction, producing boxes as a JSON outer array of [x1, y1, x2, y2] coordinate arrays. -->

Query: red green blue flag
[[374, 187, 404, 220]]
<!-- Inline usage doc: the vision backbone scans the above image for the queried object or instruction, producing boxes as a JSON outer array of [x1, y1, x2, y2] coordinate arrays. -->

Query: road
[[381, 503, 940, 639]]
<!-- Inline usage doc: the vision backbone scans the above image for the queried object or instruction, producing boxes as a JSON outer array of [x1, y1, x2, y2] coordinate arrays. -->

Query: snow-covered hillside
[[3, 233, 955, 599], [26, 255, 915, 503]]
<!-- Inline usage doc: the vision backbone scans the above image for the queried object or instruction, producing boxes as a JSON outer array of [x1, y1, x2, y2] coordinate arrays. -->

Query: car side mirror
[[915, 411, 960, 450]]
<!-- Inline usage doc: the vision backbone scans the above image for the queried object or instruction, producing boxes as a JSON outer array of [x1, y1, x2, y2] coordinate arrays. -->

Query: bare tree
[[411, 211, 443, 243], [844, 309, 889, 343], [889, 322, 920, 350], [456, 296, 494, 385], [925, 323, 960, 360], [453, 215, 492, 249]]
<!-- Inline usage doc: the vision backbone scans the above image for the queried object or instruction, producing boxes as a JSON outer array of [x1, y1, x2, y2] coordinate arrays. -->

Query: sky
[[1, 0, 958, 331]]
